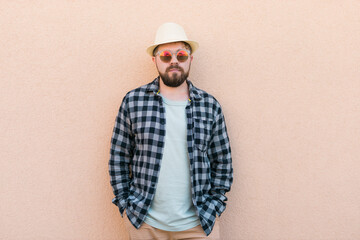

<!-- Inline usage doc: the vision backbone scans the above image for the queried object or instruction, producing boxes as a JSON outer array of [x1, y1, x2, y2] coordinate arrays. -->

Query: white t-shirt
[[144, 95, 201, 231]]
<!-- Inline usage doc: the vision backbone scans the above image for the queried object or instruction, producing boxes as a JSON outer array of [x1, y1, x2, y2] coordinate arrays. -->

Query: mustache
[[166, 66, 184, 72]]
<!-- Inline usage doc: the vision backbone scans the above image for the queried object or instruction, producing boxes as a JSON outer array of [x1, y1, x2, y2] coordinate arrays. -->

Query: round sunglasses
[[155, 49, 190, 63]]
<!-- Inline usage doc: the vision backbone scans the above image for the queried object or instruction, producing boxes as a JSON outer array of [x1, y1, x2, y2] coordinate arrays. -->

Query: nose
[[170, 54, 179, 65]]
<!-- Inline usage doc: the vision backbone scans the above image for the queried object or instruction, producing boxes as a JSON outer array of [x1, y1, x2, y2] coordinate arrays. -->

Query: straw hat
[[146, 22, 199, 56]]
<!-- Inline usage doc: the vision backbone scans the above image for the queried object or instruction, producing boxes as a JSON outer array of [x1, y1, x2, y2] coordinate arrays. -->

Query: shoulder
[[191, 83, 223, 115], [122, 80, 156, 103], [124, 82, 151, 98], [192, 85, 221, 108]]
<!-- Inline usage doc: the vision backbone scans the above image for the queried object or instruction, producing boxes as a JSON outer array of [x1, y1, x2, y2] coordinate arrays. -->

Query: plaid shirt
[[109, 77, 233, 236]]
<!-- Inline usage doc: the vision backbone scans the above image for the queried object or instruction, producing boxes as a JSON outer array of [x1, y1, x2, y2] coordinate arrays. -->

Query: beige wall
[[1, 1, 360, 239]]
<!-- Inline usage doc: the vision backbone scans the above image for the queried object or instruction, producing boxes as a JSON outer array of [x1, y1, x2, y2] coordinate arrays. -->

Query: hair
[[152, 41, 192, 56]]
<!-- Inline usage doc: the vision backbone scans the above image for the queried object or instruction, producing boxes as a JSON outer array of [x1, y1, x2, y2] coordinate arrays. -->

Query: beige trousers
[[124, 216, 220, 240]]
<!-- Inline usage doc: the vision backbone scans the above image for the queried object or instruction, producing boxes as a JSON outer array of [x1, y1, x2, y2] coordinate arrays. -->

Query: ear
[[152, 56, 156, 63]]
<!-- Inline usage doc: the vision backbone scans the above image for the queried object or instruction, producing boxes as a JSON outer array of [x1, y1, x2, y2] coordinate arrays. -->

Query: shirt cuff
[[212, 198, 226, 217], [112, 197, 127, 217]]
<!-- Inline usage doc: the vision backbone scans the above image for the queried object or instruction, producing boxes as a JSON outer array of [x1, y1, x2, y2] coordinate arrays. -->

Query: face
[[152, 42, 193, 88]]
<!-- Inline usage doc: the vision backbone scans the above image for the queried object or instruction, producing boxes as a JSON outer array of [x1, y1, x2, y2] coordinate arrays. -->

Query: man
[[109, 22, 233, 239]]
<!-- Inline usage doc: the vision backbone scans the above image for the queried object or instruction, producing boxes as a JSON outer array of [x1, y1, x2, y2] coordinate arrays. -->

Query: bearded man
[[109, 22, 233, 240]]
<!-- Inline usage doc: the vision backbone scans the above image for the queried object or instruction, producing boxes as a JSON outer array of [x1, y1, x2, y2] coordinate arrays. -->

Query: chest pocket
[[193, 117, 213, 152]]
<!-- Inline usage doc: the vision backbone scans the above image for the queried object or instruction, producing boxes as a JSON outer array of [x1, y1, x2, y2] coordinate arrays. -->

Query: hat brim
[[146, 40, 199, 56]]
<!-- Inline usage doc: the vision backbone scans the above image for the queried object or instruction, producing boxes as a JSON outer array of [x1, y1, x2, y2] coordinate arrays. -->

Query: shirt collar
[[146, 76, 202, 101]]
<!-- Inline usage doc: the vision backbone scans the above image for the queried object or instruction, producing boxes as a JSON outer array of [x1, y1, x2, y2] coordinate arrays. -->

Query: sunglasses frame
[[155, 49, 191, 63]]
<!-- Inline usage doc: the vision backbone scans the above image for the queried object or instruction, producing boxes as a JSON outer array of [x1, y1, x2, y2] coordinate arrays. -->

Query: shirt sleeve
[[108, 95, 135, 217], [208, 108, 233, 217]]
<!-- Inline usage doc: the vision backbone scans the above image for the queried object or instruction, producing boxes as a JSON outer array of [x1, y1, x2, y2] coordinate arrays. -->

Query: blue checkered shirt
[[109, 77, 233, 236]]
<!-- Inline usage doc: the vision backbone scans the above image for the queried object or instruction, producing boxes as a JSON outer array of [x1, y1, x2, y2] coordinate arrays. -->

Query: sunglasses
[[155, 49, 190, 63]]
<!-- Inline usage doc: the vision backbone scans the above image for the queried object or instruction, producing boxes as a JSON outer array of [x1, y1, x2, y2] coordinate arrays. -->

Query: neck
[[159, 78, 189, 101]]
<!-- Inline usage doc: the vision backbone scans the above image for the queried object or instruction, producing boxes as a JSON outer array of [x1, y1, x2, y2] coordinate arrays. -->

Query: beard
[[158, 65, 190, 88]]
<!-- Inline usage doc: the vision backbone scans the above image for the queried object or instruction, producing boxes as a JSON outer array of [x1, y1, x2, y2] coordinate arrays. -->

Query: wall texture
[[1, 1, 359, 239]]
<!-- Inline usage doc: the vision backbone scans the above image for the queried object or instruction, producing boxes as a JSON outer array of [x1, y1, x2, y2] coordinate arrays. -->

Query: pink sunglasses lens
[[176, 50, 189, 62], [159, 51, 172, 62]]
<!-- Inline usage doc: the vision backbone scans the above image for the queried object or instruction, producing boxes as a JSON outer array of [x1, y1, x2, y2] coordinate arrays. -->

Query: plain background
[[1, 1, 359, 239]]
